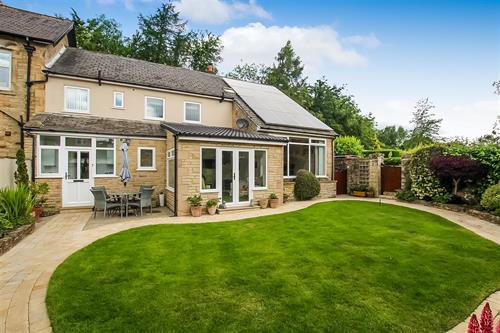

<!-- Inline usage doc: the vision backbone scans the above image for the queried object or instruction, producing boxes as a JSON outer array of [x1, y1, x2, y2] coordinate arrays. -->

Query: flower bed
[[0, 223, 35, 256]]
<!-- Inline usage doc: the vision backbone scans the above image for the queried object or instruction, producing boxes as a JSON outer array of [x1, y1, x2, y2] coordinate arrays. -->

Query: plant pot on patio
[[190, 206, 202, 217], [269, 193, 279, 208], [206, 198, 219, 215], [187, 195, 203, 217], [33, 206, 42, 222], [352, 191, 367, 197], [259, 198, 269, 209]]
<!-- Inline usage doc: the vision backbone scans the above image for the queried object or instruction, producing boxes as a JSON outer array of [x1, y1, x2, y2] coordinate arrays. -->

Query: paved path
[[0, 197, 498, 332]]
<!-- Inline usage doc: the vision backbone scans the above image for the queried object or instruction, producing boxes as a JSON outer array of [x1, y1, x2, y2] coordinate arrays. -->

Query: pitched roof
[[224, 78, 335, 135], [25, 113, 165, 138], [46, 48, 232, 98], [161, 122, 288, 143], [0, 4, 74, 45]]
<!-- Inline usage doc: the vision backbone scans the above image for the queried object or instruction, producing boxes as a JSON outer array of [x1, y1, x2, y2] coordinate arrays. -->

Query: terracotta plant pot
[[269, 198, 279, 208], [259, 199, 269, 209], [190, 206, 202, 217], [33, 207, 42, 222], [352, 191, 367, 197], [207, 205, 217, 215], [366, 191, 375, 198]]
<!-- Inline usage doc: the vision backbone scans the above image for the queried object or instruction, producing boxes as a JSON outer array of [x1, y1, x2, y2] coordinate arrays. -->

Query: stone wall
[[36, 178, 62, 210], [232, 103, 258, 131], [0, 223, 35, 256], [344, 155, 383, 196], [283, 179, 337, 201], [174, 139, 284, 216]]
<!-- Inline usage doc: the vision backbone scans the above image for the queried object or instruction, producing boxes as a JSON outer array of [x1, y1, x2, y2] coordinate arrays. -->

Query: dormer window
[[184, 102, 201, 123], [113, 91, 124, 108]]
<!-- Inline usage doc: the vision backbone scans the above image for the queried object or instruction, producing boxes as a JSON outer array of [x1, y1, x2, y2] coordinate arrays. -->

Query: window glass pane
[[311, 139, 325, 144], [67, 151, 77, 179], [96, 138, 114, 148], [146, 98, 164, 119], [140, 149, 154, 168], [185, 102, 200, 122], [65, 137, 91, 147], [202, 148, 216, 190], [254, 150, 267, 187], [239, 151, 249, 202], [289, 144, 309, 176], [283, 145, 288, 176], [40, 135, 60, 146], [311, 146, 325, 176], [221, 151, 233, 202], [114, 92, 123, 107], [40, 149, 58, 174], [80, 151, 90, 179], [168, 159, 175, 188], [65, 87, 89, 112], [0, 52, 11, 88], [96, 150, 114, 175], [289, 137, 309, 143]]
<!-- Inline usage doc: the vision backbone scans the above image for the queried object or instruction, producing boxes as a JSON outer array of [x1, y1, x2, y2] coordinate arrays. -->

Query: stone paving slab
[[0, 196, 498, 332]]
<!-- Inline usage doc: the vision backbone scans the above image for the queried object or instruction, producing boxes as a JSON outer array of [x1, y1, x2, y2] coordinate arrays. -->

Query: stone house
[[0, 4, 76, 187], [2, 4, 337, 216]]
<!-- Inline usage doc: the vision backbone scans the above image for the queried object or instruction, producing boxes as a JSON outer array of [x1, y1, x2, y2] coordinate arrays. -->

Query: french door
[[220, 149, 251, 206], [62, 149, 94, 207]]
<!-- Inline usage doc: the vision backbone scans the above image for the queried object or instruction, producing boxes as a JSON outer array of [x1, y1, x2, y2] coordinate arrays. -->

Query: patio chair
[[91, 186, 120, 203], [90, 188, 122, 219], [127, 187, 154, 216]]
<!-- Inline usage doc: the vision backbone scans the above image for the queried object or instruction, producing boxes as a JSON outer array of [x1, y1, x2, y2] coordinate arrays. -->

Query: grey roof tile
[[47, 48, 231, 98], [161, 122, 288, 143], [0, 4, 73, 44], [25, 113, 165, 138]]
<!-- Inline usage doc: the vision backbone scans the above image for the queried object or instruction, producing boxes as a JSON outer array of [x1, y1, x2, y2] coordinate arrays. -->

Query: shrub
[[480, 182, 500, 215], [350, 184, 369, 193], [293, 169, 320, 200], [430, 155, 486, 194], [30, 182, 49, 208], [396, 189, 416, 201], [206, 198, 219, 208], [269, 193, 278, 200], [432, 193, 452, 204], [364, 149, 402, 158], [0, 185, 35, 234], [384, 157, 401, 165], [335, 136, 364, 156], [14, 149, 29, 186], [406, 145, 447, 200], [187, 195, 202, 207]]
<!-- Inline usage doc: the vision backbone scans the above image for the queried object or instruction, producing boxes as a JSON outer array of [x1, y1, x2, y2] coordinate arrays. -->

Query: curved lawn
[[47, 201, 500, 332]]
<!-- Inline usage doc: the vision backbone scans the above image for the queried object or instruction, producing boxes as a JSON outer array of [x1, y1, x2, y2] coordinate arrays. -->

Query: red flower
[[496, 318, 500, 333], [480, 303, 493, 333], [468, 314, 480, 333]]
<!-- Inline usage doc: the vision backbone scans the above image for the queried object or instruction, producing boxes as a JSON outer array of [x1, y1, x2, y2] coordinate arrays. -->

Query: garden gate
[[334, 157, 348, 195], [381, 165, 402, 193]]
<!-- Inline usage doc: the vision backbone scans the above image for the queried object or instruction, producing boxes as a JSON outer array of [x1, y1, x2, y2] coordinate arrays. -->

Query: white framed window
[[0, 50, 12, 90], [64, 86, 90, 113], [284, 137, 327, 178], [95, 138, 115, 176], [113, 92, 124, 109], [167, 149, 175, 191], [201, 148, 217, 192], [184, 102, 201, 123], [254, 150, 267, 189], [145, 96, 165, 120], [137, 147, 156, 170], [38, 135, 61, 177]]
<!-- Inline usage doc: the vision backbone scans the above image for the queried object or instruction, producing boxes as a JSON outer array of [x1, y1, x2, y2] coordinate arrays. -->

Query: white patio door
[[220, 149, 251, 206], [63, 149, 94, 207]]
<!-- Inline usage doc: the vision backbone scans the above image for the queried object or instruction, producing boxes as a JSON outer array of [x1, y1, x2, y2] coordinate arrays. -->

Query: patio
[[0, 197, 498, 332]]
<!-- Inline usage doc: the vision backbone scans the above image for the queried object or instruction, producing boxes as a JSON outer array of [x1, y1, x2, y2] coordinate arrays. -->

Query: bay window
[[39, 135, 60, 176], [96, 138, 115, 176], [284, 137, 327, 177], [201, 148, 217, 191]]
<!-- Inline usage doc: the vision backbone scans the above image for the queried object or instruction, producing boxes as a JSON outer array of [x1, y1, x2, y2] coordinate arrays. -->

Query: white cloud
[[95, 0, 155, 11], [220, 23, 372, 76], [442, 100, 500, 138], [343, 33, 381, 48], [173, 0, 271, 24]]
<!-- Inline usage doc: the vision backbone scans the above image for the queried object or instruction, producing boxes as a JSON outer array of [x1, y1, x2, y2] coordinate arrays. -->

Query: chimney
[[207, 63, 214, 73]]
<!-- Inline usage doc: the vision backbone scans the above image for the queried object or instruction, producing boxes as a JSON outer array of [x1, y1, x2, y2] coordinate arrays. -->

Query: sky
[[6, 0, 500, 139]]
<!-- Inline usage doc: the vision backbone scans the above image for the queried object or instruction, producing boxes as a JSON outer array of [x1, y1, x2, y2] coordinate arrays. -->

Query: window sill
[[95, 175, 117, 178], [137, 168, 157, 171], [36, 175, 63, 179], [201, 189, 218, 193], [0, 89, 15, 95], [253, 187, 268, 191], [63, 110, 90, 114], [112, 107, 125, 110], [183, 120, 202, 124], [166, 187, 175, 192], [144, 117, 164, 121]]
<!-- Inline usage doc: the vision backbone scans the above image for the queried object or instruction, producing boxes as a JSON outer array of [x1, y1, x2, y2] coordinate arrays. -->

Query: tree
[[188, 31, 223, 72], [377, 125, 408, 148], [69, 9, 129, 56], [334, 136, 364, 156], [226, 62, 269, 83], [129, 3, 190, 66], [404, 98, 442, 149], [265, 41, 309, 105], [493, 81, 500, 95], [14, 149, 29, 186], [430, 155, 486, 195]]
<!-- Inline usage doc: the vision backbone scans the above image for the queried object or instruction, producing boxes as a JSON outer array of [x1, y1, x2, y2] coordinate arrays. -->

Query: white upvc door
[[220, 149, 252, 206], [62, 149, 94, 207]]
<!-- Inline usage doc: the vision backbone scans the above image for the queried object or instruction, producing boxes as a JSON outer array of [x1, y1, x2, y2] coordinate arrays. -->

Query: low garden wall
[[0, 223, 35, 255], [283, 179, 337, 201]]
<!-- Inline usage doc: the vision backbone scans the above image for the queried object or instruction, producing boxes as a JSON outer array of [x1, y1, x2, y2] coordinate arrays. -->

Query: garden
[[46, 201, 500, 332]]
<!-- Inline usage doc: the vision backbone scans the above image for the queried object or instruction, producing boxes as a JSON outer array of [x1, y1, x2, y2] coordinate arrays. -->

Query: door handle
[[233, 172, 235, 181], [65, 172, 68, 180]]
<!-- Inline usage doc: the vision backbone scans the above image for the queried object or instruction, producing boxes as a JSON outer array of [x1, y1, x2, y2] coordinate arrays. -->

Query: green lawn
[[47, 201, 500, 332]]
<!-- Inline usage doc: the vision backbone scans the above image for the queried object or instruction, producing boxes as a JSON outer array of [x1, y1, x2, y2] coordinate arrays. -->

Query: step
[[217, 205, 262, 215]]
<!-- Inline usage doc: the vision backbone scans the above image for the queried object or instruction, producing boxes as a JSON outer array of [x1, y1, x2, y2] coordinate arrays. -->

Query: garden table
[[109, 192, 140, 217]]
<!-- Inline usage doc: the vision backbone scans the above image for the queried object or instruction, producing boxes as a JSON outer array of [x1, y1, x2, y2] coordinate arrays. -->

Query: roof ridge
[[0, 3, 72, 23]]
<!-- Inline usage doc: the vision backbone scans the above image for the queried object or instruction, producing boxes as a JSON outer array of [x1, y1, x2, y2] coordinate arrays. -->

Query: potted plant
[[283, 193, 289, 203], [206, 198, 219, 215], [350, 184, 368, 197], [30, 182, 48, 222], [158, 191, 165, 207], [187, 194, 203, 217], [259, 197, 269, 209], [269, 193, 279, 208], [366, 186, 376, 198]]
